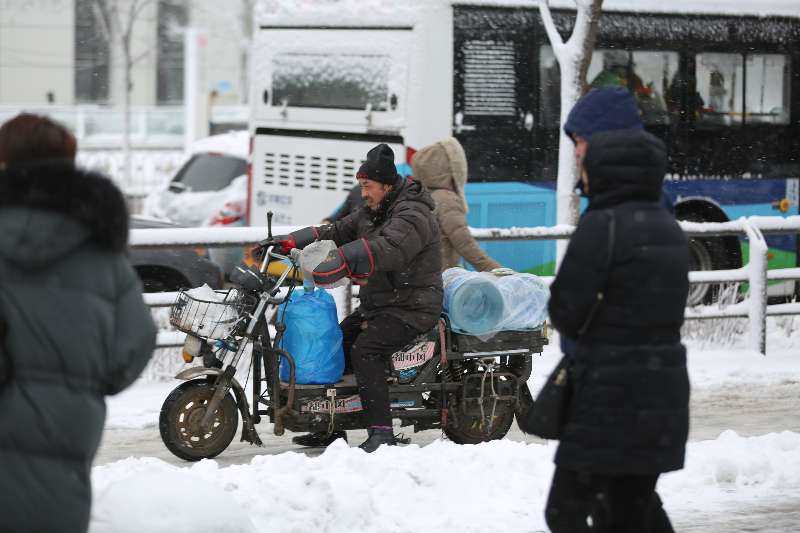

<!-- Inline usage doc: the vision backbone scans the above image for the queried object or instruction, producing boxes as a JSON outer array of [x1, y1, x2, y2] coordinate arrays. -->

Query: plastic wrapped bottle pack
[[442, 268, 549, 337]]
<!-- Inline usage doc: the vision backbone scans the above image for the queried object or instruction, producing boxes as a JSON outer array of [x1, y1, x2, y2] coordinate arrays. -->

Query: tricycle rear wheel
[[159, 379, 239, 461], [443, 403, 515, 444]]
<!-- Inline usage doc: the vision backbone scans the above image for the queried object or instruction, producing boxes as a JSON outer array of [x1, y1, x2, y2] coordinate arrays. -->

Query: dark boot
[[358, 427, 397, 453], [292, 431, 347, 447]]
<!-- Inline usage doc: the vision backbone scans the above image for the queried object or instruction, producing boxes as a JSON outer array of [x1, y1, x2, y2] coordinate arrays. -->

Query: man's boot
[[358, 427, 396, 453], [292, 431, 347, 447]]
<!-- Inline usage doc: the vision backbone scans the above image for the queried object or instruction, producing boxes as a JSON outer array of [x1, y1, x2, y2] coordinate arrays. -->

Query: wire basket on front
[[169, 288, 245, 340]]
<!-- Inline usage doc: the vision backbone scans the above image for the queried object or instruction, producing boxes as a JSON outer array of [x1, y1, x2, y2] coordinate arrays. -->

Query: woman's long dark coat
[[548, 129, 691, 475]]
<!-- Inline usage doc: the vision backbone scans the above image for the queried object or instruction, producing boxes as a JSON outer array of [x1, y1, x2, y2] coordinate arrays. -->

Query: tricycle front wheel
[[159, 379, 239, 461]]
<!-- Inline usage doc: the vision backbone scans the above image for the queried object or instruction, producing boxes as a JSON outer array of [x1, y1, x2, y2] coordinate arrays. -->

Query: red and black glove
[[312, 238, 374, 286], [252, 226, 319, 259]]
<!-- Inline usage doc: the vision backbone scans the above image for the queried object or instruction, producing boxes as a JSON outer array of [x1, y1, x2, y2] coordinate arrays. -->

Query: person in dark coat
[[0, 114, 157, 532], [262, 143, 442, 452], [545, 87, 690, 533], [322, 183, 363, 223]]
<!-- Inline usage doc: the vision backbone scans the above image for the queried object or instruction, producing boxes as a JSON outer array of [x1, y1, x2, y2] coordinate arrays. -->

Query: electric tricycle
[[159, 215, 548, 461]]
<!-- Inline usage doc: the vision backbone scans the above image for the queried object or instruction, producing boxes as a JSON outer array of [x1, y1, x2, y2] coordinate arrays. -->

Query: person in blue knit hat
[[543, 87, 690, 533], [564, 87, 675, 211]]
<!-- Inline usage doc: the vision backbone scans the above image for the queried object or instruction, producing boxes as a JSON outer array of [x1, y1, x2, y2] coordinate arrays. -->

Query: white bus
[[247, 0, 800, 302]]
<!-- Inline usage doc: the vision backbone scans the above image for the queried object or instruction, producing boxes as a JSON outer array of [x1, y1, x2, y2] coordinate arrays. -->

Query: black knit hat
[[356, 143, 399, 186]]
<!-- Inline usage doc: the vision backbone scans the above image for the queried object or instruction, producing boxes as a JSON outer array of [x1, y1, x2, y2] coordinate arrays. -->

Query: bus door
[[452, 7, 537, 182]]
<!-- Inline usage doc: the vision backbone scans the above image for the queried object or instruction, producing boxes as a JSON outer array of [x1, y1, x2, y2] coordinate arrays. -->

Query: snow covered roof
[[255, 0, 800, 25]]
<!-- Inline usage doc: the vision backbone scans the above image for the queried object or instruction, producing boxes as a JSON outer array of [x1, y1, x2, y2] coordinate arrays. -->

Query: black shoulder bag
[[0, 316, 9, 386], [518, 210, 616, 439]]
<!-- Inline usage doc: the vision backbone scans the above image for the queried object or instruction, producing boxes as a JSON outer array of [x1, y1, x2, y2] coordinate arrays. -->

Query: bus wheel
[[687, 237, 728, 306]]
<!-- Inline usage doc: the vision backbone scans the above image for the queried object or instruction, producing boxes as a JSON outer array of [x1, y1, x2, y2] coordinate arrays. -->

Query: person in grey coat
[[0, 114, 156, 533]]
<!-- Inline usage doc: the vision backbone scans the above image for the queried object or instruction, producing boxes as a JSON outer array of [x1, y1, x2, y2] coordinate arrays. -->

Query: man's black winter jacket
[[318, 178, 443, 333]]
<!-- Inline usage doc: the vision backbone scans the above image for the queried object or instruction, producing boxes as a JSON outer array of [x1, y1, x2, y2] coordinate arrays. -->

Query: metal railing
[[0, 104, 248, 150], [137, 215, 800, 354]]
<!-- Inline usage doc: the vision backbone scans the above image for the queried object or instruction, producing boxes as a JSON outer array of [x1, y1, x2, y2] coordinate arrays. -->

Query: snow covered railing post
[[742, 219, 768, 355]]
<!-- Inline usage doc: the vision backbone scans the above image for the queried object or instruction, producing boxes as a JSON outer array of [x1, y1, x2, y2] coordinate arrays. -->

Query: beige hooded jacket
[[411, 137, 500, 272]]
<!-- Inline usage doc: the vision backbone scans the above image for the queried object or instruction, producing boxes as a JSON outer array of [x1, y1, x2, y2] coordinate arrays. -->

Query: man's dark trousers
[[340, 311, 421, 428]]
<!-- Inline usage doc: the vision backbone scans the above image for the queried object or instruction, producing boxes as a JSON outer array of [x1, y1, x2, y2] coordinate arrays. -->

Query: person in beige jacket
[[411, 137, 501, 272]]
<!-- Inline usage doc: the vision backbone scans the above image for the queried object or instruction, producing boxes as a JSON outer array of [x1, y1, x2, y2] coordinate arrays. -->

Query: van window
[[173, 154, 247, 192], [271, 53, 391, 111]]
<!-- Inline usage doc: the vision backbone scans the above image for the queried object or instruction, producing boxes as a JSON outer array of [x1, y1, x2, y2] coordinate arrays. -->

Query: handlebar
[[255, 245, 303, 306]]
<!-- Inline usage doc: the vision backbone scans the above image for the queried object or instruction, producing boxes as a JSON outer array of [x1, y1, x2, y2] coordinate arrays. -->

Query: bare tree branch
[[130, 0, 155, 29], [91, 0, 115, 43], [89, 0, 157, 184], [131, 49, 150, 65], [568, 0, 604, 93], [538, 0, 565, 60]]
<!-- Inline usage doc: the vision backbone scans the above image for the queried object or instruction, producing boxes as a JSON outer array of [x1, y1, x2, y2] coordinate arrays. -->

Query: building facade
[[0, 0, 249, 107]]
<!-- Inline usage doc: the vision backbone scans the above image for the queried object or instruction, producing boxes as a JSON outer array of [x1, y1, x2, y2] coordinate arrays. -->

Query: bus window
[[588, 49, 677, 126], [271, 52, 391, 111], [745, 54, 791, 125], [539, 46, 560, 129], [462, 40, 518, 117], [695, 53, 744, 126]]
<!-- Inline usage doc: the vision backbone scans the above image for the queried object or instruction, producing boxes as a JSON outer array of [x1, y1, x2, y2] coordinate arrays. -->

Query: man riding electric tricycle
[[158, 144, 547, 461]]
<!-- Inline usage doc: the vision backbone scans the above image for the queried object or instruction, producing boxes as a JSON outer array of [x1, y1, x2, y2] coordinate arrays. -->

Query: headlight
[[182, 334, 203, 363]]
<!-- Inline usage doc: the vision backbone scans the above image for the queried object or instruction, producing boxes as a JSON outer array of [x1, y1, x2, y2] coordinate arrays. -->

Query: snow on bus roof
[[458, 0, 800, 18], [255, 0, 800, 24]]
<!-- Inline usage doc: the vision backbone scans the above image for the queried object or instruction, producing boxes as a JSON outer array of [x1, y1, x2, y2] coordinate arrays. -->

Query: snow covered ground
[[91, 320, 800, 533]]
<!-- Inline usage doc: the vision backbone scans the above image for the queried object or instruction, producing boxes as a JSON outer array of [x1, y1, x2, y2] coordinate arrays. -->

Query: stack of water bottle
[[442, 267, 549, 339]]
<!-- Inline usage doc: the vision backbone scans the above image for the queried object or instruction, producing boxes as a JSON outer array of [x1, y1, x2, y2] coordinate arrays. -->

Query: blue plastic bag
[[278, 288, 344, 384]]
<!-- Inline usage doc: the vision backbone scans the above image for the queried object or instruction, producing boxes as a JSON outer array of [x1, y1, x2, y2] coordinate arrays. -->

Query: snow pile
[[90, 431, 800, 532], [90, 458, 256, 533], [661, 430, 800, 516]]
